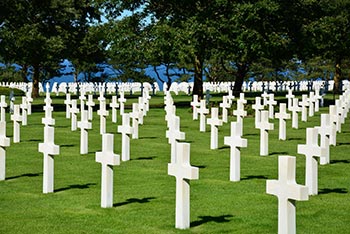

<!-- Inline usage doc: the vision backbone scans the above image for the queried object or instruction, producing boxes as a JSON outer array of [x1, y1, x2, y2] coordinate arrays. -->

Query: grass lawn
[[0, 91, 349, 233]]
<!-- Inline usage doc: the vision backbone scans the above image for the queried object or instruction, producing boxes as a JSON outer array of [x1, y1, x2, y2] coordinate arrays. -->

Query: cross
[[308, 92, 315, 117], [44, 83, 52, 107], [64, 93, 72, 119], [207, 108, 223, 149], [166, 116, 185, 163], [313, 88, 322, 112], [233, 100, 247, 136], [138, 97, 147, 122], [77, 110, 92, 155], [275, 103, 291, 140], [261, 91, 269, 106], [97, 99, 109, 135], [79, 91, 86, 113], [266, 156, 309, 234], [165, 104, 176, 129], [10, 105, 22, 143], [315, 114, 336, 165], [227, 89, 235, 104], [42, 104, 55, 127], [95, 133, 120, 208], [286, 89, 295, 111], [219, 96, 231, 123], [168, 142, 199, 229], [290, 98, 301, 129], [256, 110, 273, 156], [197, 100, 209, 132], [252, 97, 264, 128], [224, 122, 247, 181], [70, 100, 80, 131], [86, 94, 95, 121], [0, 95, 8, 122], [328, 105, 338, 146], [266, 93, 277, 119], [118, 91, 126, 115], [109, 96, 119, 123], [299, 94, 309, 122], [38, 126, 60, 193], [129, 103, 143, 139], [117, 114, 134, 161], [297, 128, 326, 195], [20, 96, 28, 126], [26, 91, 33, 115], [190, 95, 201, 120], [98, 90, 105, 103], [0, 121, 10, 181], [239, 93, 247, 104]]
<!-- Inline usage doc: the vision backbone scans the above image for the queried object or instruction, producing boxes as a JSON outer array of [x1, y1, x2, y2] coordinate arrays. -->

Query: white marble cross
[[109, 96, 119, 123], [261, 91, 269, 106], [165, 105, 176, 129], [138, 97, 146, 122], [233, 100, 247, 136], [256, 110, 274, 156], [0, 95, 7, 122], [328, 105, 338, 146], [20, 96, 28, 126], [86, 94, 95, 121], [207, 108, 223, 149], [130, 103, 142, 139], [166, 116, 185, 163], [42, 104, 55, 127], [10, 105, 22, 143], [117, 114, 134, 161], [286, 89, 295, 111], [79, 92, 86, 113], [252, 97, 264, 127], [224, 122, 247, 181], [77, 110, 92, 154], [197, 100, 209, 132], [64, 93, 72, 119], [95, 133, 120, 208], [290, 98, 301, 129], [219, 96, 231, 123], [299, 94, 309, 122], [44, 83, 52, 106], [70, 100, 80, 131], [239, 93, 247, 104], [266, 156, 309, 234], [38, 126, 60, 193], [26, 92, 33, 115], [275, 103, 291, 140], [190, 95, 200, 120], [308, 92, 315, 117], [168, 142, 199, 229], [118, 91, 126, 115], [315, 114, 335, 165], [267, 93, 277, 119], [0, 121, 10, 181], [297, 128, 326, 195], [97, 99, 109, 135]]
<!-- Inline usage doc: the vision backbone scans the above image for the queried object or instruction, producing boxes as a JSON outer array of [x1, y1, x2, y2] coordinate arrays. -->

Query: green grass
[[1, 92, 349, 233]]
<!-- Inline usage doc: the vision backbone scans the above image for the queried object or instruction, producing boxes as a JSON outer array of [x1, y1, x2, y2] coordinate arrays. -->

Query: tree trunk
[[233, 63, 249, 96], [193, 54, 203, 98], [21, 64, 28, 82], [333, 59, 342, 94], [32, 64, 40, 98]]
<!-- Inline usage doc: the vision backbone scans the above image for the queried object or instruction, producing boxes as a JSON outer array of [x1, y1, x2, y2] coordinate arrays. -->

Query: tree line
[[0, 0, 350, 98]]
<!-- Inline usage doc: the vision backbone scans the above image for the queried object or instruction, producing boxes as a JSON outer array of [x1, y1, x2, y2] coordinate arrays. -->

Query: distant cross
[[10, 105, 22, 143], [308, 92, 315, 117], [168, 142, 199, 229], [233, 100, 247, 136], [286, 89, 295, 111], [328, 105, 338, 146], [207, 108, 223, 149], [266, 156, 309, 234], [190, 95, 201, 120], [97, 99, 109, 135], [129, 103, 142, 139], [252, 97, 264, 128], [42, 104, 55, 127], [315, 114, 335, 165], [0, 121, 10, 180], [261, 91, 269, 106], [219, 96, 231, 123], [109, 96, 119, 123], [0, 95, 8, 122], [86, 94, 95, 121], [256, 110, 273, 156], [290, 98, 301, 129], [166, 116, 185, 163], [20, 96, 28, 126], [275, 103, 291, 140], [77, 110, 92, 154], [299, 94, 309, 122], [96, 134, 120, 208], [70, 100, 80, 131], [118, 91, 126, 115], [64, 93, 72, 119], [266, 93, 277, 119], [197, 100, 209, 132], [117, 114, 134, 161]]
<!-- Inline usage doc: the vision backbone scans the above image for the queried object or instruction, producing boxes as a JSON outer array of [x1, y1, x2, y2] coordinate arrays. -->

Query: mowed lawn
[[0, 92, 349, 234]]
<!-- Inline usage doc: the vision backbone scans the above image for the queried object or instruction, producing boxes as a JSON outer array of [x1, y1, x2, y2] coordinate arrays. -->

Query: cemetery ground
[[1, 92, 350, 233]]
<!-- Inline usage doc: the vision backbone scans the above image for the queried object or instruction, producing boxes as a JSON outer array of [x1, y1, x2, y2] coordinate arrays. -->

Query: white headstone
[[233, 100, 247, 136], [328, 105, 338, 146], [266, 156, 309, 234], [109, 96, 119, 123], [219, 96, 231, 123], [118, 91, 126, 115], [117, 114, 134, 161], [197, 100, 209, 132], [168, 142, 199, 229], [130, 103, 142, 139], [77, 110, 92, 154], [290, 98, 301, 129], [207, 108, 223, 149], [308, 92, 315, 117], [10, 105, 22, 143], [224, 122, 247, 181], [267, 93, 277, 119], [0, 121, 10, 181], [42, 104, 55, 127], [286, 89, 295, 111], [97, 100, 109, 135], [190, 95, 200, 120], [256, 110, 273, 156], [95, 134, 120, 208], [275, 103, 291, 140], [70, 100, 80, 131], [86, 94, 95, 121], [166, 116, 185, 163], [26, 92, 33, 115], [20, 96, 28, 126], [64, 93, 71, 119], [315, 114, 335, 165], [299, 94, 309, 122], [0, 95, 7, 122], [252, 97, 264, 127]]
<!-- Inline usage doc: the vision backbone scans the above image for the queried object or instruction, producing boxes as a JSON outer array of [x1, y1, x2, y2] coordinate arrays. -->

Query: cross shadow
[[6, 172, 42, 180], [330, 159, 350, 164], [244, 133, 258, 137], [192, 164, 206, 169], [241, 175, 268, 181], [113, 197, 156, 207], [319, 188, 348, 194], [139, 136, 158, 140], [60, 144, 76, 148], [218, 145, 230, 150], [27, 139, 41, 142], [54, 183, 96, 192], [190, 214, 233, 228], [287, 137, 303, 141], [269, 151, 289, 156], [337, 142, 350, 146], [132, 156, 156, 161]]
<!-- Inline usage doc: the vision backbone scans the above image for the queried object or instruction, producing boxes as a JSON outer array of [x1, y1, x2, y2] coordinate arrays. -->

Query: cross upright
[[275, 103, 291, 140], [266, 156, 309, 234], [20, 96, 28, 126], [207, 108, 223, 149], [42, 104, 55, 127], [252, 96, 264, 127], [26, 91, 33, 115], [109, 96, 119, 123], [227, 89, 235, 104], [129, 103, 143, 139], [239, 92, 247, 104], [44, 83, 52, 107], [0, 121, 10, 181], [168, 142, 199, 229], [190, 95, 201, 120], [10, 105, 22, 143], [267, 93, 277, 119], [315, 114, 336, 165], [77, 110, 92, 154], [166, 116, 185, 163], [70, 100, 80, 131], [165, 104, 176, 129], [233, 100, 247, 136], [197, 100, 209, 132], [224, 122, 247, 181], [97, 99, 109, 134], [86, 94, 95, 120], [328, 105, 338, 146], [138, 97, 147, 121], [299, 94, 309, 122], [95, 133, 120, 208], [118, 91, 126, 115], [297, 128, 326, 195], [286, 89, 295, 111], [219, 96, 231, 123], [79, 92, 86, 113], [0, 95, 7, 122], [308, 92, 315, 117], [290, 98, 301, 129], [117, 113, 134, 161], [256, 110, 274, 156], [64, 93, 71, 119], [261, 91, 269, 106], [38, 126, 60, 193]]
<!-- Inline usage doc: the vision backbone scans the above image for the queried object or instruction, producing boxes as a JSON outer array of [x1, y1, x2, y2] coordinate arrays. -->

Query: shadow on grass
[[26, 139, 41, 142], [269, 151, 289, 156], [190, 214, 233, 228], [330, 159, 350, 164], [244, 133, 258, 137], [319, 188, 348, 195], [287, 137, 303, 141], [241, 175, 268, 181], [61, 144, 76, 148], [337, 142, 350, 146], [54, 183, 96, 192], [218, 145, 230, 150], [139, 136, 158, 140], [113, 197, 156, 207], [192, 165, 206, 169], [132, 156, 156, 161], [6, 172, 42, 180]]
